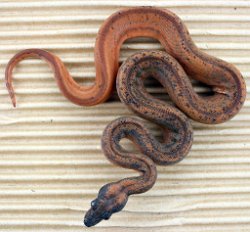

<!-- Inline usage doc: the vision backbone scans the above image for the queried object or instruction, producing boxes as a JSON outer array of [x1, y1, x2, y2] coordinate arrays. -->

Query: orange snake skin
[[4, 7, 246, 227]]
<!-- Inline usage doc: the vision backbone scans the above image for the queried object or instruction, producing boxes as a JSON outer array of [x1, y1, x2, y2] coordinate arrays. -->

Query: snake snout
[[84, 208, 103, 227]]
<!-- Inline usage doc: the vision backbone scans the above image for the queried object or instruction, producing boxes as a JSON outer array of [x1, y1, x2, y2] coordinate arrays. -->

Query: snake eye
[[91, 200, 97, 210]]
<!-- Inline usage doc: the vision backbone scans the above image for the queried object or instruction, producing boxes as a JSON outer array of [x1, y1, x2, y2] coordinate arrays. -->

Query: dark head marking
[[84, 182, 128, 227]]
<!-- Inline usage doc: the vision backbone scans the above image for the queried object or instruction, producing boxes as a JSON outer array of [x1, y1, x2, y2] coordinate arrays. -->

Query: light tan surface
[[0, 0, 249, 231]]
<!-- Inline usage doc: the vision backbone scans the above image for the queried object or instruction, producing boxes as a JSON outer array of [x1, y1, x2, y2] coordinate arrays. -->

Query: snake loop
[[84, 51, 194, 227], [3, 6, 246, 227], [84, 46, 246, 226], [5, 7, 245, 113]]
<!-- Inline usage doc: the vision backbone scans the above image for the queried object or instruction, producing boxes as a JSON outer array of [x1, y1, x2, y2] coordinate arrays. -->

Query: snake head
[[84, 182, 128, 227]]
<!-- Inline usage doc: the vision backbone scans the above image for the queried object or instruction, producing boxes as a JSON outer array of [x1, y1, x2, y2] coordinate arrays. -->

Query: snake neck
[[84, 117, 158, 227], [102, 117, 158, 195]]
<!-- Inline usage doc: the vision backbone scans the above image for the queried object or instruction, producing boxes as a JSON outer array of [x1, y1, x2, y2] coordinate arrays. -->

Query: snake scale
[[4, 7, 246, 227]]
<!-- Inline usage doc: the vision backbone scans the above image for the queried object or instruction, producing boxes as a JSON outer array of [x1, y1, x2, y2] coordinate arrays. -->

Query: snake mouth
[[84, 208, 103, 227]]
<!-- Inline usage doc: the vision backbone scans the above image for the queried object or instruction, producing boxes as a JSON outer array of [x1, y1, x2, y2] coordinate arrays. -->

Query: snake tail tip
[[11, 98, 16, 108]]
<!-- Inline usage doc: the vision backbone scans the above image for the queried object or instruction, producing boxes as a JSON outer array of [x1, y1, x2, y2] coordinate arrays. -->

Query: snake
[[4, 6, 246, 227], [5, 7, 246, 114], [84, 48, 246, 227], [83, 7, 245, 227], [84, 51, 194, 227]]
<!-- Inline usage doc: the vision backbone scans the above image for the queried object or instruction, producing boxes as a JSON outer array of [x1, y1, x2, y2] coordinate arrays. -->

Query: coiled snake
[[4, 7, 246, 227], [83, 8, 246, 227]]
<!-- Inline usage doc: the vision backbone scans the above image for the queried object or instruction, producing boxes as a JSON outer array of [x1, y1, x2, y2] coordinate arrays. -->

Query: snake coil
[[3, 6, 246, 228], [84, 48, 245, 226]]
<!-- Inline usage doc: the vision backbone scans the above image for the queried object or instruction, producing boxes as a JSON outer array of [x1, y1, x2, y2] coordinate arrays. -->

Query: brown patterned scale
[[5, 7, 246, 112], [3, 6, 246, 227], [84, 48, 245, 226]]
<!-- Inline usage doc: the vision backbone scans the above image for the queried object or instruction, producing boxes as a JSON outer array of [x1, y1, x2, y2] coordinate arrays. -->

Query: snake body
[[5, 7, 245, 115], [84, 51, 194, 227], [84, 48, 246, 226], [4, 6, 246, 227]]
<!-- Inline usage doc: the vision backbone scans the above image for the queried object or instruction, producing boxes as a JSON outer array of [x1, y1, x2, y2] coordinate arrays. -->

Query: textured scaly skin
[[84, 45, 245, 226], [5, 7, 246, 112], [3, 7, 246, 227]]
